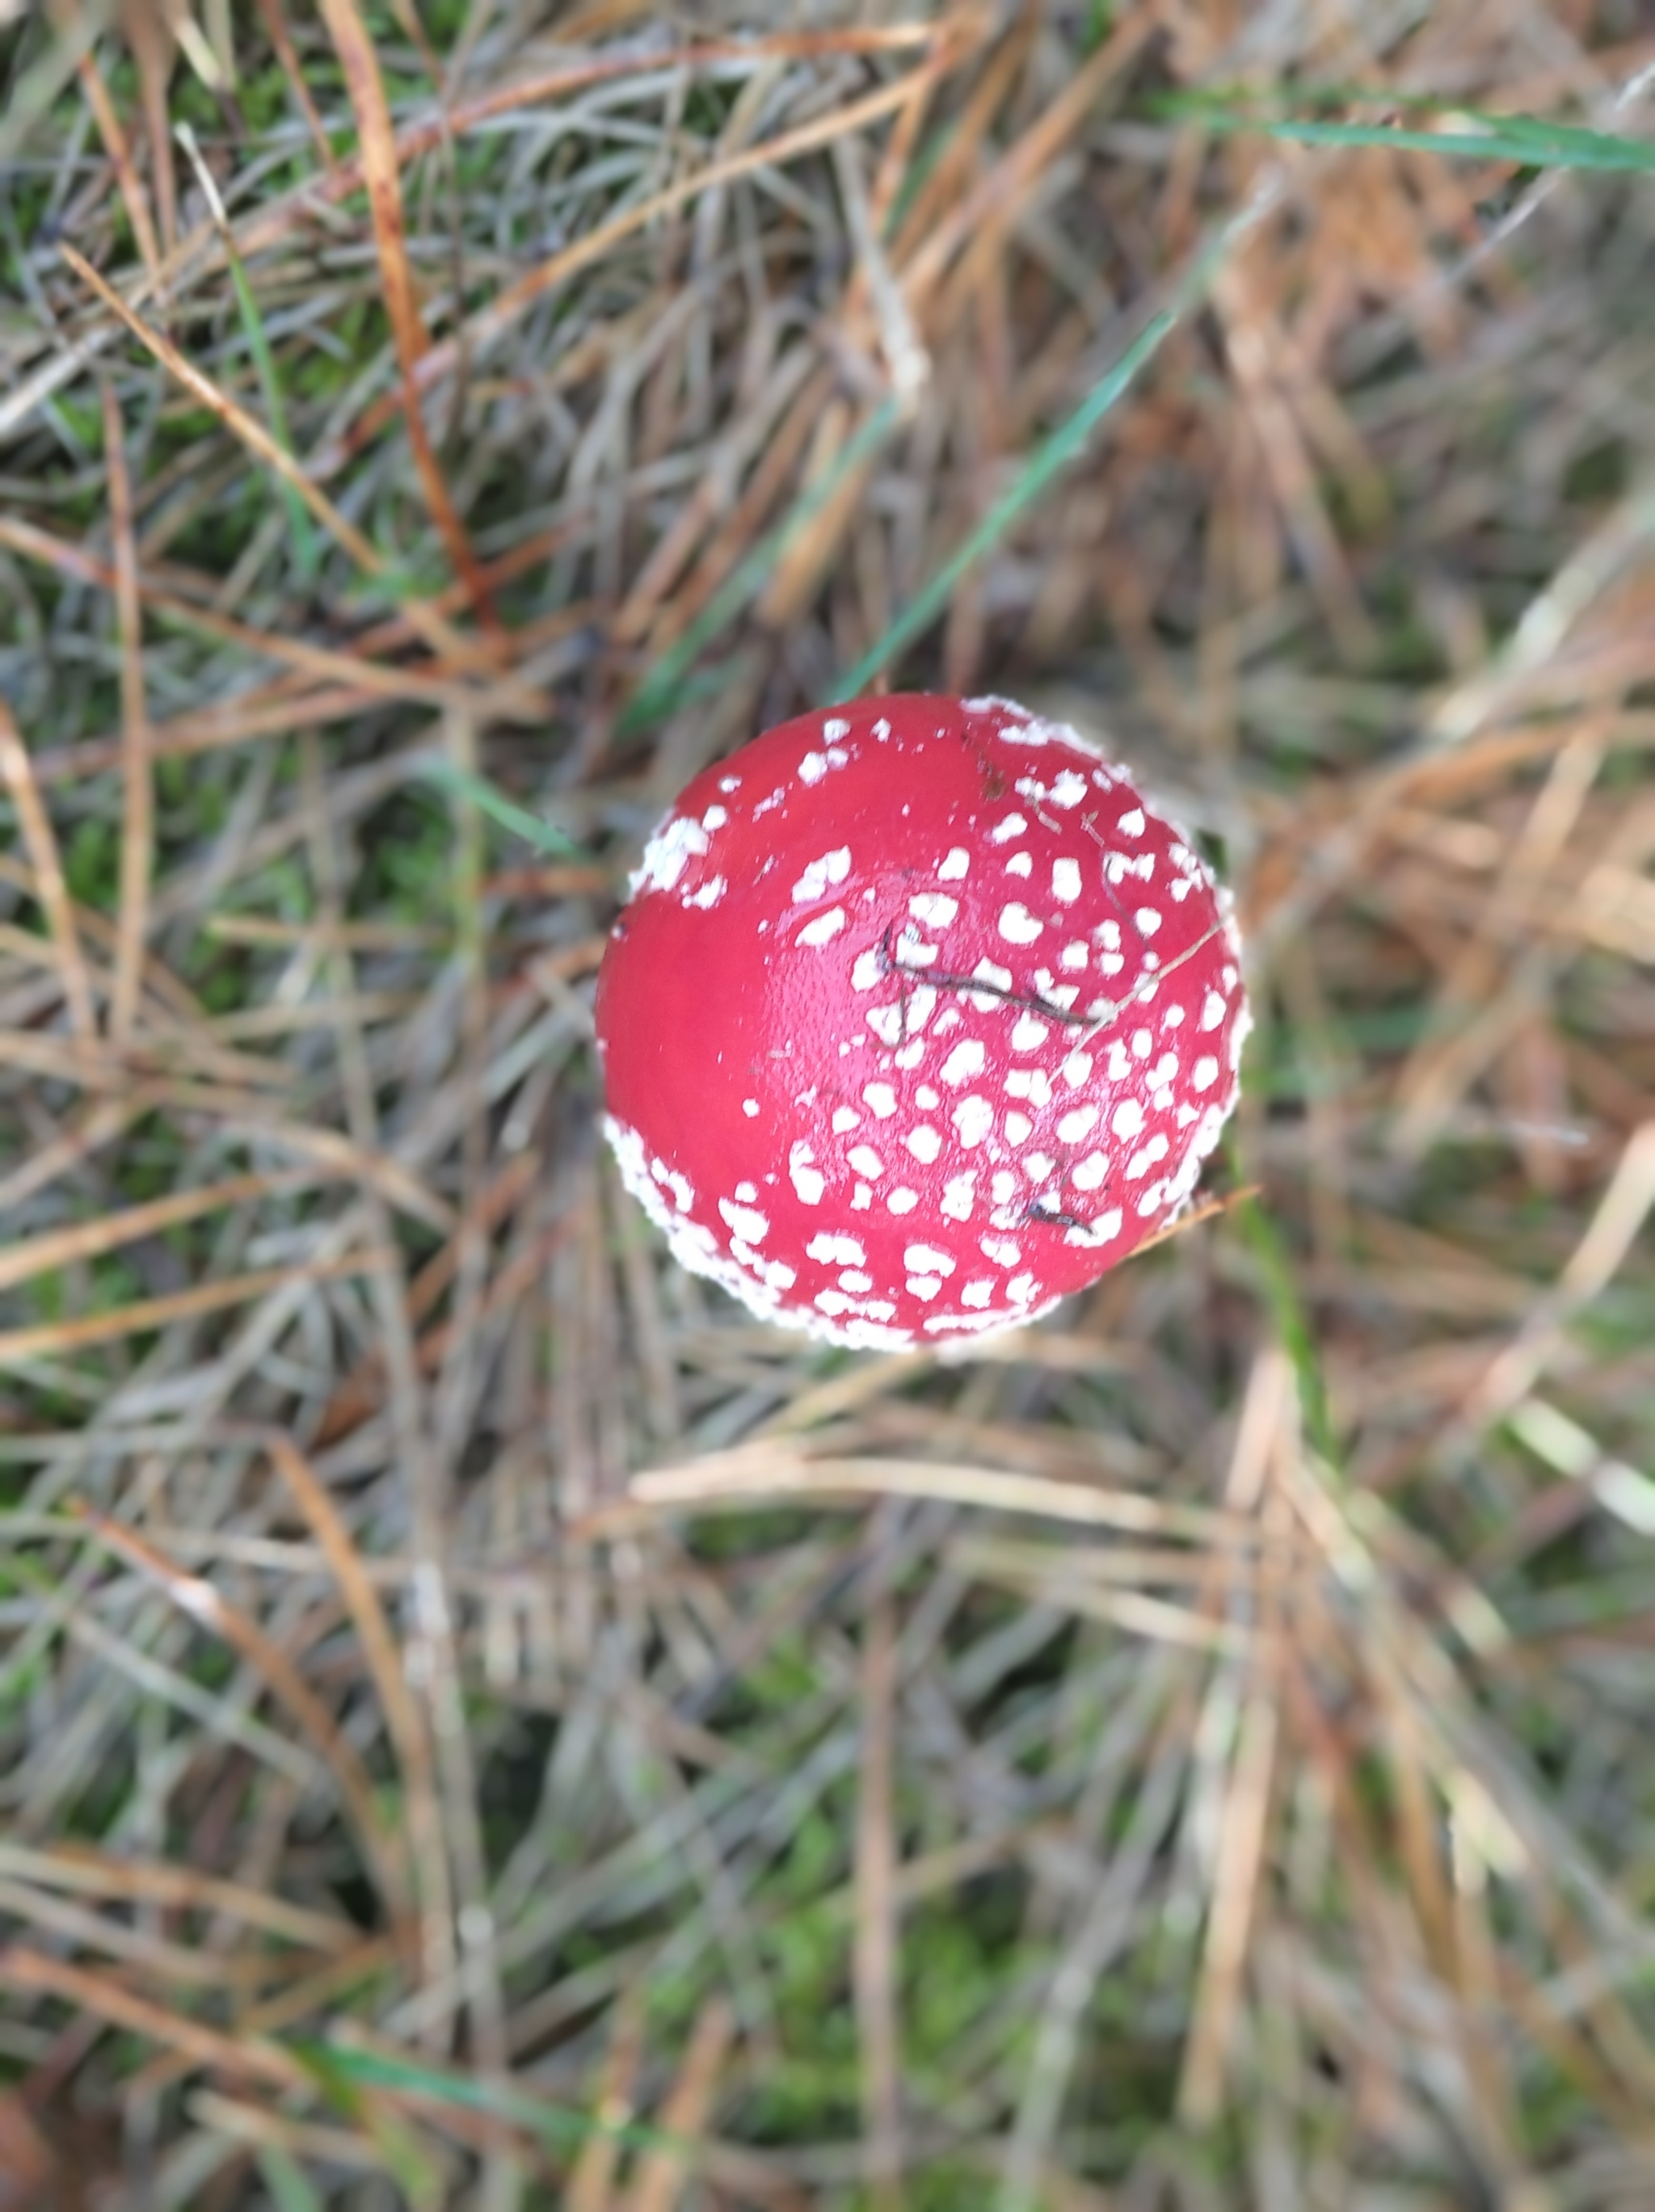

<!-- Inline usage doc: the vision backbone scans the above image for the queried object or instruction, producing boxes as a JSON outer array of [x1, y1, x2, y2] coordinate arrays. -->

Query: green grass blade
[[1153, 90, 1655, 175], [826, 308, 1177, 704], [1230, 1188, 1336, 1470], [293, 2038, 705, 2165], [285, 2045, 445, 2206], [824, 88, 1652, 712], [827, 185, 1274, 704], [1236, 117, 1655, 172], [223, 247, 321, 586], [176, 121, 321, 583], [254, 2146, 325, 2212], [416, 760, 592, 862]]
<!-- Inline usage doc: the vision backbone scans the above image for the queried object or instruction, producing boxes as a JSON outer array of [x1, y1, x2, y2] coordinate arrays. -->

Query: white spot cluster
[[806, 1230, 865, 1266], [789, 1141, 825, 1205], [798, 741, 851, 785], [792, 847, 852, 903], [631, 812, 710, 898], [719, 1196, 769, 1244], [953, 1095, 994, 1149], [909, 892, 958, 928], [941, 1038, 986, 1087], [941, 1171, 976, 1221], [796, 906, 846, 947]]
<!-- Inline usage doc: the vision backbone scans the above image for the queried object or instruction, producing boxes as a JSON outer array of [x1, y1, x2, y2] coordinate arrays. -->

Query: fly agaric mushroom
[[595, 693, 1249, 1351]]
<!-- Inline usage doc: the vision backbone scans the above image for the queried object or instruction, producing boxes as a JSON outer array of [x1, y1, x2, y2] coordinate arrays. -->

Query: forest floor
[[2, 3, 1655, 2208]]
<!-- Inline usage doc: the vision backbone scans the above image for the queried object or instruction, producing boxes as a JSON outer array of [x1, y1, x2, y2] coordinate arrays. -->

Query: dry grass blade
[[0, 700, 97, 1045], [342, 61, 949, 456], [1455, 1119, 1655, 1445], [0, 1839, 354, 1950], [854, 1579, 904, 2212], [68, 1505, 416, 1941], [0, 1871, 288, 1991], [0, 25, 959, 444], [191, 1112, 456, 1233], [565, 1989, 647, 2212], [259, 1431, 440, 1932], [72, 32, 162, 290], [97, 377, 152, 1045], [22, 681, 402, 788], [117, 0, 179, 260], [0, 502, 529, 715], [0, 1250, 394, 1365], [0, 1167, 324, 1294], [953, 1562, 1249, 1656], [1132, 1184, 1260, 1255], [620, 1450, 1253, 1544], [1177, 1355, 1295, 2126], [251, 0, 331, 162], [188, 2088, 385, 2176]]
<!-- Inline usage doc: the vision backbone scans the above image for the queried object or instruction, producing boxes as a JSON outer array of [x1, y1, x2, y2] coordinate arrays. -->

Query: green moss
[[1564, 435, 1630, 505], [64, 815, 118, 907]]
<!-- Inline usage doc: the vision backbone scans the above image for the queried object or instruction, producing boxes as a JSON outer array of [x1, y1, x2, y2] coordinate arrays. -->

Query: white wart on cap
[[595, 693, 1250, 1350]]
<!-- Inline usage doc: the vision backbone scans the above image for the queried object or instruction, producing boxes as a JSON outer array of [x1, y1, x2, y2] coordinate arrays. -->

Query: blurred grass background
[[2, 3, 1655, 2207]]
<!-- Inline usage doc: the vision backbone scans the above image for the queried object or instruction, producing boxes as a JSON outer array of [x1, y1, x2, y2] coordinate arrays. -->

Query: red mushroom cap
[[595, 694, 1249, 1351]]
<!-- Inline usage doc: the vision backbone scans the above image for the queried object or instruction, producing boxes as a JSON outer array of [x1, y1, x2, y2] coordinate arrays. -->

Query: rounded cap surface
[[595, 694, 1249, 1349]]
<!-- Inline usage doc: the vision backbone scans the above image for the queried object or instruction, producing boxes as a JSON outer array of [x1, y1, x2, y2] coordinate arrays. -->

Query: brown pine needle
[[627, 1997, 736, 2212], [315, 0, 502, 634], [0, 1249, 394, 1365], [259, 1432, 444, 1941], [0, 1945, 308, 2090], [0, 1167, 322, 1295], [251, 0, 334, 166], [1134, 1183, 1261, 1255], [73, 36, 163, 290]]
